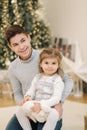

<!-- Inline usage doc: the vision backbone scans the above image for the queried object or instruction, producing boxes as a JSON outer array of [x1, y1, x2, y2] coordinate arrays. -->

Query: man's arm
[[61, 72, 73, 103], [9, 67, 23, 104], [54, 73, 73, 117]]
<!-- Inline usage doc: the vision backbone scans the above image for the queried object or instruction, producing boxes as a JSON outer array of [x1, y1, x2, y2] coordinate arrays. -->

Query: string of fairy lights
[[11, 0, 22, 25], [1, 0, 10, 35]]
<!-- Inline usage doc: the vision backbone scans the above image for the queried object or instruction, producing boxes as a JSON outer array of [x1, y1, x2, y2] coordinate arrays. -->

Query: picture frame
[[52, 37, 76, 61]]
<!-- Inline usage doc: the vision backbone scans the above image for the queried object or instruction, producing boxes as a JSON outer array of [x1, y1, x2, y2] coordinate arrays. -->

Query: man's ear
[[8, 44, 11, 48], [8, 44, 14, 51]]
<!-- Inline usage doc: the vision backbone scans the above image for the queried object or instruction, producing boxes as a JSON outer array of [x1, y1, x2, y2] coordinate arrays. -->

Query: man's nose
[[19, 43, 24, 49]]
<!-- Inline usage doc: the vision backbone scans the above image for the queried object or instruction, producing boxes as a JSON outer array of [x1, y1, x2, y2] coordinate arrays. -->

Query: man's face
[[9, 33, 32, 60]]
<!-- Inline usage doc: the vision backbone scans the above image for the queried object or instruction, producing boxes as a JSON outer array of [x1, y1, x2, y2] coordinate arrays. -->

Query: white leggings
[[16, 106, 59, 130], [42, 109, 59, 130]]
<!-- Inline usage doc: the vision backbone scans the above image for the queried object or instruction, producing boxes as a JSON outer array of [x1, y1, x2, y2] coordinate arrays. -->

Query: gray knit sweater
[[9, 49, 73, 104]]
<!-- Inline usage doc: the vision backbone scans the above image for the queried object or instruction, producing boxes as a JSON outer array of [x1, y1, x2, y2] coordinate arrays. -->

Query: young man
[[5, 25, 73, 130]]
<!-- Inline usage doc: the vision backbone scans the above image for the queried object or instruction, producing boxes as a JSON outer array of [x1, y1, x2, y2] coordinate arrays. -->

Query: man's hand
[[54, 102, 63, 117], [31, 102, 41, 113], [19, 96, 31, 106]]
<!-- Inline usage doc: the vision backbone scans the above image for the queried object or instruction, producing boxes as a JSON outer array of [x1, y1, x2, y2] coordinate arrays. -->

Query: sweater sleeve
[[9, 67, 23, 104], [40, 76, 64, 107], [61, 72, 73, 103]]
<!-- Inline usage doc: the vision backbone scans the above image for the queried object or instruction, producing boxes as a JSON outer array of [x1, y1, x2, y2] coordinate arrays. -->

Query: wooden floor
[[67, 93, 87, 104], [0, 94, 16, 107], [0, 93, 87, 107]]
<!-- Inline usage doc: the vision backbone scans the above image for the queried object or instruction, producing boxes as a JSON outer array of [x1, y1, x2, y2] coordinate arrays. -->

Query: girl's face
[[9, 33, 32, 60], [40, 57, 59, 76]]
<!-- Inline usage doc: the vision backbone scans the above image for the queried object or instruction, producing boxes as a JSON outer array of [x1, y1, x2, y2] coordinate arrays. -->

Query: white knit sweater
[[23, 73, 64, 122], [25, 73, 64, 107]]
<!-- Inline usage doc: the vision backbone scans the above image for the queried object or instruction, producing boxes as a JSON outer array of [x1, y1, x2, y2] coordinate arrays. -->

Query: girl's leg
[[16, 107, 32, 130], [42, 109, 59, 130]]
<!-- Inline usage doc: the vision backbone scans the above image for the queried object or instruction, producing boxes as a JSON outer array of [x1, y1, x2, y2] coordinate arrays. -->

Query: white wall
[[40, 0, 87, 62]]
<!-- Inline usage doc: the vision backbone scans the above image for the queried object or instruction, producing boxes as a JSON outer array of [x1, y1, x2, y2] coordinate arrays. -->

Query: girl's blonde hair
[[39, 48, 64, 78]]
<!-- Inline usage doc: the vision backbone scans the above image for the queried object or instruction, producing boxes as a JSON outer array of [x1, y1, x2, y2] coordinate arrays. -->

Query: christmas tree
[[0, 0, 51, 69]]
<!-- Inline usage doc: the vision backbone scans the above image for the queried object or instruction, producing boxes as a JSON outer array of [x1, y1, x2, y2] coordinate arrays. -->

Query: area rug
[[62, 100, 87, 130], [0, 100, 87, 130]]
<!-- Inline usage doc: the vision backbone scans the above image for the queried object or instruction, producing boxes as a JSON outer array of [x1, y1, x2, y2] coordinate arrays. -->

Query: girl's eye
[[45, 62, 48, 64], [52, 62, 56, 64]]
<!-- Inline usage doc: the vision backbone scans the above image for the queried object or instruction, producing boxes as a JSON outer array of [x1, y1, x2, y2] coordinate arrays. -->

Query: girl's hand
[[31, 102, 41, 113], [19, 96, 31, 106]]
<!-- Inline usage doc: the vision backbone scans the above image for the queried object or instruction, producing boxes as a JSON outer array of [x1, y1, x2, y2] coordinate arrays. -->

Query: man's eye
[[12, 43, 18, 47], [21, 39, 25, 43]]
